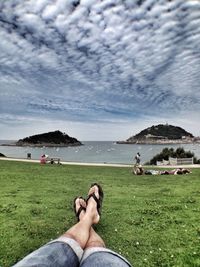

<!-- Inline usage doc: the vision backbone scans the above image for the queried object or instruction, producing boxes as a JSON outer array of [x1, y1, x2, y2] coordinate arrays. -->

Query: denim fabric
[[12, 241, 79, 267], [12, 238, 132, 267], [51, 237, 84, 261], [81, 248, 132, 267]]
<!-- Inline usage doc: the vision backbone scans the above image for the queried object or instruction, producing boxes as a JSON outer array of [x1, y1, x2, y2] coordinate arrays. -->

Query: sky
[[0, 0, 200, 141]]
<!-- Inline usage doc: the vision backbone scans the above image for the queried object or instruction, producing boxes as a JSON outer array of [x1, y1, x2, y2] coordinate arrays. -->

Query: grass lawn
[[0, 160, 200, 267]]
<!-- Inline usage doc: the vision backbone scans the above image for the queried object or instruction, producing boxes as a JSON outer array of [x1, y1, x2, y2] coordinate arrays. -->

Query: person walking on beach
[[132, 152, 142, 175], [135, 152, 141, 165], [13, 183, 132, 267]]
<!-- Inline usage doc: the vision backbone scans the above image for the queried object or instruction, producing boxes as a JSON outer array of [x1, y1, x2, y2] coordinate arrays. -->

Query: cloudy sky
[[0, 0, 200, 141]]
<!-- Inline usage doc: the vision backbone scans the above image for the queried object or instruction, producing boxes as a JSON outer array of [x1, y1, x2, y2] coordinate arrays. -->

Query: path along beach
[[1, 156, 200, 169]]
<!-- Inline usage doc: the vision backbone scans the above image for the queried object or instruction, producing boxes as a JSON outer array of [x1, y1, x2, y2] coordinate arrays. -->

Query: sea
[[1, 140, 200, 164]]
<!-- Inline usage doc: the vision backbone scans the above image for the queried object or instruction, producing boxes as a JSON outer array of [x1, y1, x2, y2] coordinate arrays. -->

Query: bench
[[169, 157, 193, 165], [157, 157, 194, 166], [46, 157, 61, 164]]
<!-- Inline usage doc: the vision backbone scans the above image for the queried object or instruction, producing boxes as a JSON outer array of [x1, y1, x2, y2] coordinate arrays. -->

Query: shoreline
[[116, 140, 200, 145], [1, 143, 83, 147], [1, 156, 200, 168], [3, 142, 200, 146], [0, 156, 132, 167]]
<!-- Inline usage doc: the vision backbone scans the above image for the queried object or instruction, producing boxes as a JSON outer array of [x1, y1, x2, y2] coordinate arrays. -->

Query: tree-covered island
[[117, 124, 200, 144], [15, 130, 82, 147]]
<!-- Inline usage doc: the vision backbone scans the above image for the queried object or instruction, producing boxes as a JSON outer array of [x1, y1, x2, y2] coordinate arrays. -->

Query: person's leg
[[80, 185, 132, 267], [81, 227, 132, 267], [85, 227, 106, 248], [81, 250, 132, 267], [62, 196, 99, 249], [13, 242, 79, 267], [12, 196, 99, 267], [81, 184, 105, 249]]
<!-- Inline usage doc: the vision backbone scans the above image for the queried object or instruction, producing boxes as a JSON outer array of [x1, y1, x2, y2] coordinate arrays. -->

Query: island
[[117, 124, 200, 144], [2, 130, 82, 147]]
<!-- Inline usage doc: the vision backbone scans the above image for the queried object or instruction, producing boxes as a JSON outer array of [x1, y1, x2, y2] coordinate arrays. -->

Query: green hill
[[128, 124, 193, 141], [116, 124, 194, 144], [16, 130, 82, 147]]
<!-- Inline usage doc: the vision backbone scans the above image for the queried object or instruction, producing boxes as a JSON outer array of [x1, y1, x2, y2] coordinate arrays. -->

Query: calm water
[[1, 140, 200, 164]]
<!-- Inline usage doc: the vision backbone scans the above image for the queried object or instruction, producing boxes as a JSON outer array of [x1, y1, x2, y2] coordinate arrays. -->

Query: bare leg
[[13, 198, 90, 267], [85, 185, 105, 249], [13, 188, 103, 267], [85, 227, 105, 248], [62, 194, 99, 249]]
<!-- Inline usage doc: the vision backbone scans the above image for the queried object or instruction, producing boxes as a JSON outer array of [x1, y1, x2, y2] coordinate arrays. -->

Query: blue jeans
[[13, 237, 132, 267]]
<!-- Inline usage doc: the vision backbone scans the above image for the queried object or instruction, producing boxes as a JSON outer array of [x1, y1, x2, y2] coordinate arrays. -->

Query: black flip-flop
[[86, 183, 104, 216], [73, 197, 86, 221]]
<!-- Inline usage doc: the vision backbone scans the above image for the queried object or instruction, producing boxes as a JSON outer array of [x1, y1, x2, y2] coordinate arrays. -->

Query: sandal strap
[[76, 206, 86, 220], [87, 193, 101, 215], [87, 193, 100, 208], [73, 197, 86, 221], [91, 183, 104, 204]]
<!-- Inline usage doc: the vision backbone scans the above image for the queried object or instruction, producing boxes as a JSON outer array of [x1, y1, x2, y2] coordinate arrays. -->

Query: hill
[[130, 124, 193, 140], [117, 124, 195, 144], [16, 130, 82, 147]]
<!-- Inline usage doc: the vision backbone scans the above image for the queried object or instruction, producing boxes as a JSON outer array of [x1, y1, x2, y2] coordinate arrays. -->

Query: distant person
[[133, 165, 144, 175], [144, 169, 160, 175], [40, 154, 47, 164], [12, 183, 132, 267], [142, 168, 191, 176], [135, 152, 141, 165], [167, 168, 191, 175]]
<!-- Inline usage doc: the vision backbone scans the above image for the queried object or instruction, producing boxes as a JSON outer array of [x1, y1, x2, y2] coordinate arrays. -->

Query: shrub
[[149, 147, 198, 165]]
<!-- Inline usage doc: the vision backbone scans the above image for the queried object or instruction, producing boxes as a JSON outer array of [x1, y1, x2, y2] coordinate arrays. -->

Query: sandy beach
[[1, 156, 200, 169]]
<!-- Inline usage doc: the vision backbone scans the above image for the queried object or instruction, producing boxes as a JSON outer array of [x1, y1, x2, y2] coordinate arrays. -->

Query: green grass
[[0, 160, 200, 267]]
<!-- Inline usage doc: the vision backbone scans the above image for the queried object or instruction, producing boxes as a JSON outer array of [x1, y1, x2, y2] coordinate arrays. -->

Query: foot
[[74, 197, 86, 221], [86, 185, 102, 224]]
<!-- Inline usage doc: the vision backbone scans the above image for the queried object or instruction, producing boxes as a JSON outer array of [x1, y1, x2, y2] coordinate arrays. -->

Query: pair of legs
[[64, 185, 105, 250], [13, 184, 132, 267]]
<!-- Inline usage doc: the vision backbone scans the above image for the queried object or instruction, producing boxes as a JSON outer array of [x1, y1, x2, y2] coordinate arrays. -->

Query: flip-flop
[[86, 183, 104, 216], [73, 197, 86, 221]]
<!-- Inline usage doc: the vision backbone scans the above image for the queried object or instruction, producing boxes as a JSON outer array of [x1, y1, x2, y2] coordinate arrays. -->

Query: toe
[[88, 185, 99, 200], [79, 197, 87, 209], [75, 198, 81, 213], [74, 197, 86, 221]]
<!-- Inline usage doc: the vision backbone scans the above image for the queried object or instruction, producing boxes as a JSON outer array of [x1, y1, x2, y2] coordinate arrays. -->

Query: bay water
[[1, 140, 200, 164]]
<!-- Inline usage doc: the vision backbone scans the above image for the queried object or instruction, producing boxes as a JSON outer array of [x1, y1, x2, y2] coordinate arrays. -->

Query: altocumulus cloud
[[0, 0, 200, 139]]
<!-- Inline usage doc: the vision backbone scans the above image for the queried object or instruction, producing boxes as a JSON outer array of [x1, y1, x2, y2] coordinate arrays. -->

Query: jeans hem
[[50, 236, 83, 261], [80, 247, 132, 266]]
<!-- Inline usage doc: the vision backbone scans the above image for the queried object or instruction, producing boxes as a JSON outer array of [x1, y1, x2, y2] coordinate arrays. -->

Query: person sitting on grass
[[40, 154, 48, 164], [13, 183, 132, 267], [133, 165, 144, 175]]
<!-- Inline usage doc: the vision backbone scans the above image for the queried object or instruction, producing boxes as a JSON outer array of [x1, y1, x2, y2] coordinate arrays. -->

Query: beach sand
[[0, 156, 200, 168]]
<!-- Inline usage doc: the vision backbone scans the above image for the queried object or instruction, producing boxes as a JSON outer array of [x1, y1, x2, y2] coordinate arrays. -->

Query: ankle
[[85, 206, 100, 225]]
